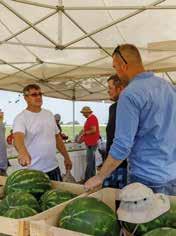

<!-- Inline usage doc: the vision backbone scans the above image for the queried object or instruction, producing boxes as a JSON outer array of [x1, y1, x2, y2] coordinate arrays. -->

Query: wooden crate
[[0, 175, 85, 236], [30, 188, 176, 236], [30, 188, 131, 236]]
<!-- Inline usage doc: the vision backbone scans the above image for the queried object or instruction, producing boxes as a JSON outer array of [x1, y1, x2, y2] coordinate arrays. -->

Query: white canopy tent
[[0, 0, 176, 103]]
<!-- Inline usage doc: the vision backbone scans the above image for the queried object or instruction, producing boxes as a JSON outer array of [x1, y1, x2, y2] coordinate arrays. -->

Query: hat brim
[[80, 110, 92, 113], [117, 194, 170, 224]]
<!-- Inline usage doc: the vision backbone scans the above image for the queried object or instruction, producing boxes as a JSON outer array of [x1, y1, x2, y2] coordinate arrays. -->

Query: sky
[[0, 90, 110, 126]]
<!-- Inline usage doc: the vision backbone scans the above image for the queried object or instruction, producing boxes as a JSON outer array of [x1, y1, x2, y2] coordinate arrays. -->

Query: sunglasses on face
[[24, 92, 44, 97], [114, 46, 127, 64]]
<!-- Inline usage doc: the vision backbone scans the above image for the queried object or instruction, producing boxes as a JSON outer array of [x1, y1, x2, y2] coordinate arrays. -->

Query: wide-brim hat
[[80, 106, 92, 113], [117, 183, 170, 224], [119, 183, 154, 202]]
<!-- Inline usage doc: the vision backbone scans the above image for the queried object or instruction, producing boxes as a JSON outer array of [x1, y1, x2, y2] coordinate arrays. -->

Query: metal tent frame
[[0, 0, 176, 103]]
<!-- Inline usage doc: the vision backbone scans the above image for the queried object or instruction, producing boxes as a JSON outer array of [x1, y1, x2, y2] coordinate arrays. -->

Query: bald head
[[112, 44, 145, 81], [113, 44, 143, 66]]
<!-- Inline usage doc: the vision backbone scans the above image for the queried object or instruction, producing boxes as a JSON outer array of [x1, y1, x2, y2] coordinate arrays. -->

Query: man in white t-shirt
[[13, 84, 72, 181]]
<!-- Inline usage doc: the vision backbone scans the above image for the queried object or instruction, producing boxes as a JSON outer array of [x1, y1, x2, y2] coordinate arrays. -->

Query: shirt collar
[[130, 71, 154, 83], [87, 113, 93, 119]]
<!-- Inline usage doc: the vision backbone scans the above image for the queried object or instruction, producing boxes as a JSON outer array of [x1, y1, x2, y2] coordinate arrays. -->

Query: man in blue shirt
[[85, 44, 176, 195]]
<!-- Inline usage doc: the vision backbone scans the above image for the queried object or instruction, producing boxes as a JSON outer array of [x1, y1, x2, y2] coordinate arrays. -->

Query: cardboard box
[[0, 176, 85, 236]]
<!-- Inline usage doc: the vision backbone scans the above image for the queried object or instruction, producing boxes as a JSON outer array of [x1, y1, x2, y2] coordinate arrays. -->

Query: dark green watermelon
[[3, 206, 37, 219], [59, 197, 120, 236], [142, 227, 176, 236], [40, 189, 77, 211], [4, 169, 51, 197], [0, 192, 40, 216], [124, 201, 176, 235]]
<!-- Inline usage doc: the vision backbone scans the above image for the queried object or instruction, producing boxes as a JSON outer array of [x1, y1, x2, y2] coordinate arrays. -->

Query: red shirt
[[7, 134, 14, 145], [84, 114, 100, 146]]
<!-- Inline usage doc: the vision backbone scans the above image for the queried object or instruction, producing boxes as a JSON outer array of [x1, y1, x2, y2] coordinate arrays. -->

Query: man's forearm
[[56, 134, 70, 159], [98, 155, 124, 180], [14, 135, 28, 155]]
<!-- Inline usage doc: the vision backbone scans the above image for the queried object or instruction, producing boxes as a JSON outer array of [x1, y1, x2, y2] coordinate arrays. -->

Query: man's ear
[[121, 62, 128, 72]]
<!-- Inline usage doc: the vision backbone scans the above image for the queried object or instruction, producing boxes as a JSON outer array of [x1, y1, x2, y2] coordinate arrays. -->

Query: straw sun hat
[[80, 106, 92, 113], [117, 183, 170, 224]]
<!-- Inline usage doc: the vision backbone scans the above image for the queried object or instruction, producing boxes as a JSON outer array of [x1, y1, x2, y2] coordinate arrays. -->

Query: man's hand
[[64, 157, 72, 170], [18, 153, 31, 166], [84, 175, 104, 191]]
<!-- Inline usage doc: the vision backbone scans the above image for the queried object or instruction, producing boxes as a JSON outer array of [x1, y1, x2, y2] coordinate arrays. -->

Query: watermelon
[[124, 201, 176, 235], [59, 197, 120, 236], [40, 189, 77, 211], [3, 206, 37, 219], [0, 192, 40, 216], [142, 227, 176, 236], [4, 169, 51, 197]]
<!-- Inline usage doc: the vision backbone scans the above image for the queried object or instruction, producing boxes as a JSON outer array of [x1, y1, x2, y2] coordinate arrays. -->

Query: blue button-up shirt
[[109, 72, 176, 183]]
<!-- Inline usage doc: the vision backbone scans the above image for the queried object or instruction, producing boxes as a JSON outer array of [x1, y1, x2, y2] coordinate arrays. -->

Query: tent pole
[[58, 0, 62, 45], [72, 88, 76, 140], [73, 99, 75, 140]]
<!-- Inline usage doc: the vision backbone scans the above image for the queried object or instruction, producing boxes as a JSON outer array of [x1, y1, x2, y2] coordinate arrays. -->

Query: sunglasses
[[24, 92, 44, 97], [114, 46, 127, 64]]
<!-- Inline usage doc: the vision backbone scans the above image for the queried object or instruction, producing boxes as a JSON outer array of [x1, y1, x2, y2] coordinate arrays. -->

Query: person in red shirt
[[7, 129, 14, 145], [80, 106, 100, 181]]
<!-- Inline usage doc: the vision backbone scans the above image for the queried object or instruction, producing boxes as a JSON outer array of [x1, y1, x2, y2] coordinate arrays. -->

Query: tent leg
[[72, 100, 75, 140]]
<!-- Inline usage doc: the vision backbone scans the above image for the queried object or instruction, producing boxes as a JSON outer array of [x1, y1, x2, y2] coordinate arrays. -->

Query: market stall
[[6, 142, 87, 181], [0, 1, 176, 236]]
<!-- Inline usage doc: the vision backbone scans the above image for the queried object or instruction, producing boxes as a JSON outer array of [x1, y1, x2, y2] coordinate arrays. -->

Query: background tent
[[0, 0, 176, 102]]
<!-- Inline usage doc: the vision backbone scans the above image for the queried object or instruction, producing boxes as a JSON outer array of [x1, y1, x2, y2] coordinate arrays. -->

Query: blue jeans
[[103, 167, 127, 189], [46, 166, 62, 181], [129, 174, 176, 195], [85, 145, 97, 181]]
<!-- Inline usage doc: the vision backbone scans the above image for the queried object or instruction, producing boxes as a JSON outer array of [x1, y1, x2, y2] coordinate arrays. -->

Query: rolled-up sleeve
[[109, 92, 140, 160]]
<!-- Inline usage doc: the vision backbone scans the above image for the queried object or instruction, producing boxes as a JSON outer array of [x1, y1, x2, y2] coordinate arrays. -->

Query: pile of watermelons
[[0, 169, 122, 236], [0, 169, 77, 219], [124, 200, 176, 236]]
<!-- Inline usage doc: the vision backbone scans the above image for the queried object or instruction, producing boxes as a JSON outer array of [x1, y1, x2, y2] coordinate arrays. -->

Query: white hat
[[119, 183, 154, 202], [117, 183, 170, 224]]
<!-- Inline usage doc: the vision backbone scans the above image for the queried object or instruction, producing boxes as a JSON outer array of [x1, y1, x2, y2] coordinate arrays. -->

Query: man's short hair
[[112, 44, 142, 65], [23, 84, 41, 95], [107, 74, 127, 87]]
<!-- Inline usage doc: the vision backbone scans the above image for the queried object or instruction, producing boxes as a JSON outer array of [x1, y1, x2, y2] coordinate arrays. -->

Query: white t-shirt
[[13, 109, 59, 172]]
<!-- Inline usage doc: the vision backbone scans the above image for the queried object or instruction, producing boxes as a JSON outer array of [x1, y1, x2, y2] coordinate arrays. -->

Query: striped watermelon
[[40, 189, 77, 211], [124, 201, 176, 235], [59, 197, 120, 236], [3, 206, 37, 219], [142, 227, 176, 236], [4, 169, 51, 197], [0, 192, 40, 216]]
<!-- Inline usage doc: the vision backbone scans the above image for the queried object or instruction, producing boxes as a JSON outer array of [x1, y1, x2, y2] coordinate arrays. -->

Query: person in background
[[0, 111, 8, 176], [54, 114, 68, 141], [97, 136, 106, 165], [13, 84, 72, 181], [85, 44, 176, 195], [103, 74, 128, 188], [80, 106, 100, 181], [6, 129, 14, 145]]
